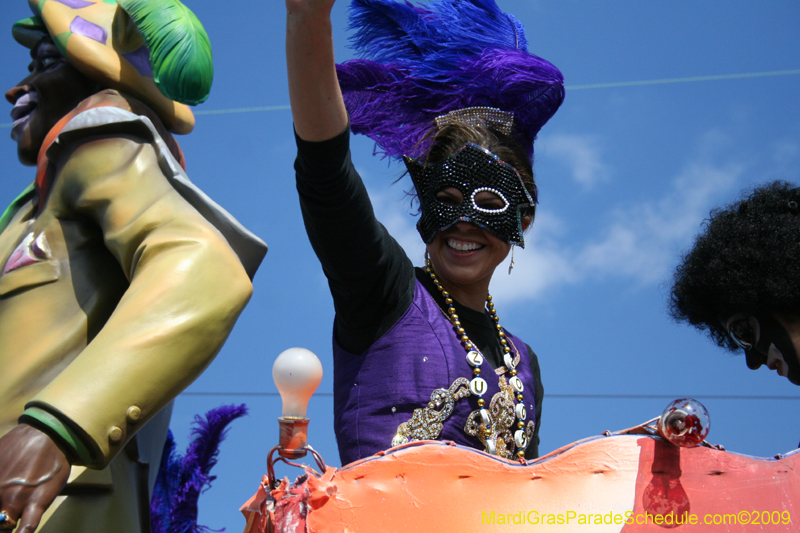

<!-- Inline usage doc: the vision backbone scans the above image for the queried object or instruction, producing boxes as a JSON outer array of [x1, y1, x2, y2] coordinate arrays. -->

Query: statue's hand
[[0, 425, 70, 532]]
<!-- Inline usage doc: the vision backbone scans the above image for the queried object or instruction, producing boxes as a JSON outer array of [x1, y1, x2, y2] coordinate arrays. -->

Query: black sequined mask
[[405, 143, 536, 246]]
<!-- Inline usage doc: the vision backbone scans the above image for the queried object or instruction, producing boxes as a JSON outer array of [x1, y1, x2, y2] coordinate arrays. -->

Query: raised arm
[[286, 0, 415, 354], [286, 0, 349, 141]]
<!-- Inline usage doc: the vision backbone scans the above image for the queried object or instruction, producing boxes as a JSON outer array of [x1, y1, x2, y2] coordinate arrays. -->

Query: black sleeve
[[526, 343, 544, 459], [295, 126, 415, 355]]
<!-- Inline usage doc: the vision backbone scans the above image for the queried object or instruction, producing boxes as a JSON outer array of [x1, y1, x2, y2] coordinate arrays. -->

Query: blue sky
[[1, 0, 799, 530]]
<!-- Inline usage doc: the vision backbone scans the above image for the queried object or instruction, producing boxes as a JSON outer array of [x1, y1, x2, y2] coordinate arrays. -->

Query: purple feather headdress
[[151, 404, 248, 533], [336, 0, 565, 160]]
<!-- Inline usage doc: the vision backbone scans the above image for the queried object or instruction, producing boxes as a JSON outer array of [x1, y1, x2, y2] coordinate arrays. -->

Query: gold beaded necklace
[[425, 258, 529, 458]]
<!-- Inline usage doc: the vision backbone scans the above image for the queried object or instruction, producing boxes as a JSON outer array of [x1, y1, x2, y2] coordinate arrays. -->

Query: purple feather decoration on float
[[151, 404, 248, 533], [336, 0, 564, 160]]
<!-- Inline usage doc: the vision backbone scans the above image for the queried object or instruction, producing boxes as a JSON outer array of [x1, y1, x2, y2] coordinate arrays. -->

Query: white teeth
[[10, 90, 38, 143], [10, 115, 32, 143], [448, 239, 482, 251]]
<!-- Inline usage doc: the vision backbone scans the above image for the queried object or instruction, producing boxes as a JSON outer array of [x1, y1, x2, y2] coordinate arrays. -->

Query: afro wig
[[670, 180, 800, 351]]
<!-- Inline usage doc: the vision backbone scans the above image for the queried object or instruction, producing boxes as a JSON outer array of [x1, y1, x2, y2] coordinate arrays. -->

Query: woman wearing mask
[[286, 0, 564, 464]]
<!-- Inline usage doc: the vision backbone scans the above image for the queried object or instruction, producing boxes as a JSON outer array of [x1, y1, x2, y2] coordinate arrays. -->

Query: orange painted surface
[[242, 436, 799, 532]]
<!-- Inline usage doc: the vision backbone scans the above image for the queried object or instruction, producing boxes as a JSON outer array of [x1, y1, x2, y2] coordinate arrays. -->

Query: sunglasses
[[724, 314, 771, 370], [724, 314, 760, 351]]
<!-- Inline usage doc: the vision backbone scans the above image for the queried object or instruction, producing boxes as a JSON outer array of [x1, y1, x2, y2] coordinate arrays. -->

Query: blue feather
[[348, 0, 527, 77], [150, 405, 248, 533], [337, 0, 564, 161]]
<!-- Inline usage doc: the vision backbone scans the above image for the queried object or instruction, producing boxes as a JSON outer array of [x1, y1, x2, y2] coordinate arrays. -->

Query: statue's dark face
[[5, 40, 98, 166]]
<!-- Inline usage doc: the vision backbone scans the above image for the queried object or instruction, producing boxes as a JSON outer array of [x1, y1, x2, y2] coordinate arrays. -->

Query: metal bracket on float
[[266, 444, 327, 489]]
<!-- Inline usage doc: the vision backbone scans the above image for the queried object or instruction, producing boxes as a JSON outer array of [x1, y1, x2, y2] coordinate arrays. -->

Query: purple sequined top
[[333, 279, 536, 465]]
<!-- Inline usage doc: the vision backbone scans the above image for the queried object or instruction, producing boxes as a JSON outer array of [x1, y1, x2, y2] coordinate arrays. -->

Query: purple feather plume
[[336, 0, 564, 160], [151, 404, 249, 533]]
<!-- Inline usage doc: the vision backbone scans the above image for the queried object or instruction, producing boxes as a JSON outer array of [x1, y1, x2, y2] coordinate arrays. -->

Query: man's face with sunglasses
[[724, 313, 800, 385]]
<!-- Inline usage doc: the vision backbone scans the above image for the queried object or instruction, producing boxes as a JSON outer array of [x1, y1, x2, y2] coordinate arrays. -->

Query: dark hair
[[411, 122, 536, 220], [669, 180, 800, 350]]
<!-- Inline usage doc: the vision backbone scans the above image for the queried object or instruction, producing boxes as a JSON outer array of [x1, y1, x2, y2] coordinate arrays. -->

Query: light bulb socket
[[277, 416, 310, 459]]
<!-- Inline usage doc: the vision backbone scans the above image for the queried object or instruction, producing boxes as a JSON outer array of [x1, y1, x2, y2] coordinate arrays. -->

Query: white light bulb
[[272, 347, 323, 418]]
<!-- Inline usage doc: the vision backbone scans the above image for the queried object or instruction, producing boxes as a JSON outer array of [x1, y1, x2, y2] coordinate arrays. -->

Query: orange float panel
[[242, 436, 799, 532]]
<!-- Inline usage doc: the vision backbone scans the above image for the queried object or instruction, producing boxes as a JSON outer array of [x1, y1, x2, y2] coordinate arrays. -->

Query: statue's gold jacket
[[0, 91, 263, 530]]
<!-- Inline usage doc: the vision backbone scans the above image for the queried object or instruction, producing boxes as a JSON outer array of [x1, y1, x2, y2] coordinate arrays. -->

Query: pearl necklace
[[425, 259, 529, 458]]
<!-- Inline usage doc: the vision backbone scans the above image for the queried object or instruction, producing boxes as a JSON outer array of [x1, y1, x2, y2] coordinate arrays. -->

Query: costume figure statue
[[0, 1, 267, 531], [671, 180, 800, 386]]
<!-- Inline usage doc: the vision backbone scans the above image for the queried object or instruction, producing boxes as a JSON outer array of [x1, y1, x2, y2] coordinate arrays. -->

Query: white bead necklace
[[425, 259, 529, 458]]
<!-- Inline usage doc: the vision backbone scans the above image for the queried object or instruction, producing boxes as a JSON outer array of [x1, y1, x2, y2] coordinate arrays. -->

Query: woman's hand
[[286, 0, 336, 16], [286, 0, 348, 142]]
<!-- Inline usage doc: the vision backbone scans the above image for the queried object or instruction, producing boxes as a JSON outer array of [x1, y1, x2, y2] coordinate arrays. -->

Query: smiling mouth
[[447, 238, 484, 252], [10, 90, 38, 142]]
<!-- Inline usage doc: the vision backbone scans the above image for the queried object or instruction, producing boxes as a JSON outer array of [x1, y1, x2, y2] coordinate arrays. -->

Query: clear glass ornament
[[657, 398, 710, 447]]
